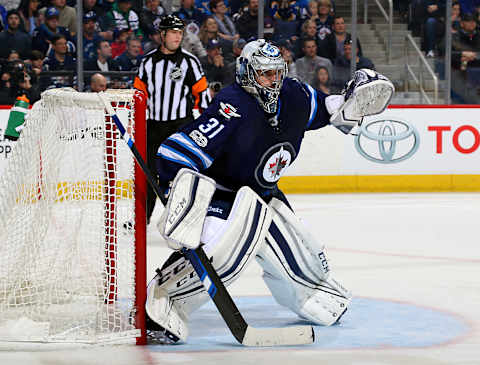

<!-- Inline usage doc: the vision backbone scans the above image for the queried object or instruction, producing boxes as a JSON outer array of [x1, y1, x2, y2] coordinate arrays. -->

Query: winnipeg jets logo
[[255, 143, 296, 188], [219, 102, 241, 119], [169, 66, 183, 82], [268, 151, 289, 178]]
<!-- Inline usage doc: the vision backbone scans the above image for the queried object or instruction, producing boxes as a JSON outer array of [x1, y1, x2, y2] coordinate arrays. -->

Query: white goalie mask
[[236, 39, 287, 114]]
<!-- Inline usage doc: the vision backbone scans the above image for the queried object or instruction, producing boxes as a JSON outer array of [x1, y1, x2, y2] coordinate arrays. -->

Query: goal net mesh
[[0, 88, 143, 345]]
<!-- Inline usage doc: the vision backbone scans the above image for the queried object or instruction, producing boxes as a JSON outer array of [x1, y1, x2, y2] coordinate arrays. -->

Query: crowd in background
[[405, 0, 480, 101], [0, 0, 479, 105]]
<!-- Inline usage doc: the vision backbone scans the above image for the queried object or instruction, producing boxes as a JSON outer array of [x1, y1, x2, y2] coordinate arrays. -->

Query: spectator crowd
[[1, 0, 479, 105], [407, 0, 480, 101]]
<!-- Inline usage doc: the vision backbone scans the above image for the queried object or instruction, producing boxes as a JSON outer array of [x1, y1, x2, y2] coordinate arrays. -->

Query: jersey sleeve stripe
[[163, 139, 209, 170], [305, 84, 318, 129], [160, 154, 198, 170], [158, 144, 199, 170], [169, 132, 213, 167]]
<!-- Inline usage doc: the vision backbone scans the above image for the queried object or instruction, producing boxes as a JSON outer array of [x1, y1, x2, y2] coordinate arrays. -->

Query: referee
[[134, 14, 211, 223]]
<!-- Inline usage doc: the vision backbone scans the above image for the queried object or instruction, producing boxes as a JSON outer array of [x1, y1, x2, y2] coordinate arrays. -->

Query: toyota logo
[[354, 119, 420, 164]]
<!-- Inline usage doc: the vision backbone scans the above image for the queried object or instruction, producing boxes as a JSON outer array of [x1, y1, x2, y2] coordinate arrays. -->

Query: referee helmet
[[155, 15, 185, 32]]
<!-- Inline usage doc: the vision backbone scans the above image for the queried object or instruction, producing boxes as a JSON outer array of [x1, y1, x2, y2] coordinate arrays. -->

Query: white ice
[[1, 193, 479, 365]]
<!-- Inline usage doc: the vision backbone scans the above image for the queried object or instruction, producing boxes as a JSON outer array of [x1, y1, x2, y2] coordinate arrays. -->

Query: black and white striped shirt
[[134, 48, 210, 122]]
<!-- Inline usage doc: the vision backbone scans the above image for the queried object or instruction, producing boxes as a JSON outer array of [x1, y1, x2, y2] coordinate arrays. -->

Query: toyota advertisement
[[279, 106, 480, 177]]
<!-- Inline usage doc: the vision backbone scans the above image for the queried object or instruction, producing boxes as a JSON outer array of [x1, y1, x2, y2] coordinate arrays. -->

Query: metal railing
[[404, 34, 438, 104], [363, 0, 393, 64]]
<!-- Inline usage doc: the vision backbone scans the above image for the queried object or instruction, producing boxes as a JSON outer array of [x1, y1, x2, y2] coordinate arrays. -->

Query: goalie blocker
[[147, 169, 350, 344]]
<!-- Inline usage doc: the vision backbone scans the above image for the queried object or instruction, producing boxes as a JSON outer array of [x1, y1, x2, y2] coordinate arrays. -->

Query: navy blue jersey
[[156, 78, 331, 199]]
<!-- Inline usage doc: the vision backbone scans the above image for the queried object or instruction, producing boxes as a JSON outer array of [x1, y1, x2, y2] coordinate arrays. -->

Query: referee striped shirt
[[134, 48, 210, 122]]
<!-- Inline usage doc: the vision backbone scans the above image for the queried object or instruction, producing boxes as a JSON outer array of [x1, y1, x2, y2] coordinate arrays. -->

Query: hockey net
[[0, 88, 147, 346]]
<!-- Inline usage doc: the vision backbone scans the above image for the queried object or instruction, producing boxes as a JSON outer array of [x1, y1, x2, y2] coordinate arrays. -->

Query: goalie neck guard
[[235, 39, 287, 114]]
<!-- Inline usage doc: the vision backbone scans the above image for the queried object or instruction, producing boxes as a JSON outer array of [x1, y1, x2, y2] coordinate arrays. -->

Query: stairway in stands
[[336, 0, 444, 104]]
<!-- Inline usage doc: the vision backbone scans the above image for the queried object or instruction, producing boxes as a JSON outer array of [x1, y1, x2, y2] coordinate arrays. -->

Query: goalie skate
[[146, 313, 181, 345]]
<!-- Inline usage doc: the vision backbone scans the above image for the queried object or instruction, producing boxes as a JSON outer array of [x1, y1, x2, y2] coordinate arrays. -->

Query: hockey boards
[[98, 92, 314, 347]]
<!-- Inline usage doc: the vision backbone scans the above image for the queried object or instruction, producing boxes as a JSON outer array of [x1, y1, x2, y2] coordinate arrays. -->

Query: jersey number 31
[[199, 118, 224, 139]]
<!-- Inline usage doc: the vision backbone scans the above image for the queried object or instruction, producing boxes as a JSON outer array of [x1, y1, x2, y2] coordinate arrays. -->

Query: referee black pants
[[146, 117, 193, 223]]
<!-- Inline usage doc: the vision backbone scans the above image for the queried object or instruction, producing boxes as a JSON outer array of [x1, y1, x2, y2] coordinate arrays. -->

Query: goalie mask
[[236, 39, 287, 114]]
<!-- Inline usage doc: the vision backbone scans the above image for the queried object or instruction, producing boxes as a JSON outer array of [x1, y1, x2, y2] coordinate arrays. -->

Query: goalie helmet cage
[[0, 88, 147, 347]]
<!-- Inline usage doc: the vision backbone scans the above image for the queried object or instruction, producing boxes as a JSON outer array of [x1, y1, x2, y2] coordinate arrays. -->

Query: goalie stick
[[98, 92, 314, 347]]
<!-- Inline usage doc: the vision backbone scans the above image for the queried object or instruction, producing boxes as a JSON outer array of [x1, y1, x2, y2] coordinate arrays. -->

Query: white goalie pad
[[256, 198, 352, 326], [327, 68, 395, 134], [148, 186, 272, 334], [145, 280, 190, 343], [159, 168, 216, 250]]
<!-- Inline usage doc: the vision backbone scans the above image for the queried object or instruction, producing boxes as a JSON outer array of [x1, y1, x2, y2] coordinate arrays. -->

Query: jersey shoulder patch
[[218, 101, 241, 119], [210, 84, 249, 121]]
